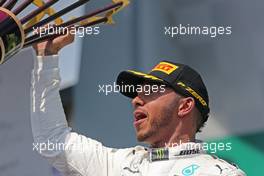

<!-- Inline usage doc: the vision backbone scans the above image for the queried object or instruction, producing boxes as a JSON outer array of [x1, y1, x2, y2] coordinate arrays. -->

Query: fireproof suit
[[30, 56, 246, 176]]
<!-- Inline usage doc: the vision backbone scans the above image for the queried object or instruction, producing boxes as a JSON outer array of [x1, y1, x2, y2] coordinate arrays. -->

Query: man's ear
[[178, 97, 195, 118]]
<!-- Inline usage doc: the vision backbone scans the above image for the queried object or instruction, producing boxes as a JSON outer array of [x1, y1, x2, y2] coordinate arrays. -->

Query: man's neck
[[150, 133, 195, 148]]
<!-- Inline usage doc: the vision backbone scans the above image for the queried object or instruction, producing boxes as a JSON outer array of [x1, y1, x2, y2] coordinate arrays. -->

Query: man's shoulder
[[107, 145, 146, 156], [178, 153, 246, 176]]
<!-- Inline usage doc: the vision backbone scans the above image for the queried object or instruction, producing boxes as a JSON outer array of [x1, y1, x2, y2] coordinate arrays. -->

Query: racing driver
[[30, 31, 246, 176]]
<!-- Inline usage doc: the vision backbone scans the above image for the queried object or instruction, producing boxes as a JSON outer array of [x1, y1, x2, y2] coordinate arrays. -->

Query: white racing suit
[[31, 56, 246, 176]]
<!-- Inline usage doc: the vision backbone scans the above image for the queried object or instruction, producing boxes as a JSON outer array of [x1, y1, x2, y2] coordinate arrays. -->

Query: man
[[31, 32, 246, 176]]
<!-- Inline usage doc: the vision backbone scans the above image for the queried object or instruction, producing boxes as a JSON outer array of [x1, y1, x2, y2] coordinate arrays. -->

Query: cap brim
[[116, 70, 164, 98]]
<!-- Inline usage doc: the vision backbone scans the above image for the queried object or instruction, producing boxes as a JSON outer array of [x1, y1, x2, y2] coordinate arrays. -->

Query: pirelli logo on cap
[[152, 62, 178, 74]]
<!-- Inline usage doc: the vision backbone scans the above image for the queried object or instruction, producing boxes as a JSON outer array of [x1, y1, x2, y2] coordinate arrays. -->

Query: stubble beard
[[136, 100, 178, 143]]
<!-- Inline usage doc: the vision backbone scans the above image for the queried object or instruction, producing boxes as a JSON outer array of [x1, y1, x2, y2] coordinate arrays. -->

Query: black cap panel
[[116, 71, 142, 98], [116, 70, 165, 98]]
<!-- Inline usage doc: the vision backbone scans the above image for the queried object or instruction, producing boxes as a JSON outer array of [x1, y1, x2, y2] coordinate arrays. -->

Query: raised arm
[[30, 33, 127, 176]]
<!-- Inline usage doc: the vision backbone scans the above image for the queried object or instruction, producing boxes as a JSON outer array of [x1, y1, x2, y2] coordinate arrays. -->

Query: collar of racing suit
[[148, 142, 206, 162]]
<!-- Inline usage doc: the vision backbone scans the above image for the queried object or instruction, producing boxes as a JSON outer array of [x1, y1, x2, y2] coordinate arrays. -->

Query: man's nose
[[131, 95, 144, 109]]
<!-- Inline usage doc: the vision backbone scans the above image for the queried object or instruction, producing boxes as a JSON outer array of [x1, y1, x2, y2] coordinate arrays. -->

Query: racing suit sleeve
[[30, 55, 126, 176]]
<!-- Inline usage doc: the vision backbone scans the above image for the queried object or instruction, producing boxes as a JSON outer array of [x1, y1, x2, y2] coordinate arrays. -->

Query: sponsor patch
[[182, 164, 199, 176], [152, 62, 178, 74]]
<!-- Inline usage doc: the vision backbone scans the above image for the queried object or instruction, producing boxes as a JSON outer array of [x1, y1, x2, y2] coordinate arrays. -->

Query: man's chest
[[120, 158, 200, 176]]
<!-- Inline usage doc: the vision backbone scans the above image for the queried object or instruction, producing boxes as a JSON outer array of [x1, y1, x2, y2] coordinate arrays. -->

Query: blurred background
[[0, 0, 263, 175]]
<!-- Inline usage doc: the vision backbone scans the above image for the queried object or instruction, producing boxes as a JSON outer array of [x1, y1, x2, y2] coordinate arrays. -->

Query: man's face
[[131, 83, 182, 146]]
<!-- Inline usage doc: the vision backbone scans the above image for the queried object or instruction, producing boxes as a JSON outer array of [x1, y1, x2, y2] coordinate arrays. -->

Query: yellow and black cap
[[117, 60, 210, 121]]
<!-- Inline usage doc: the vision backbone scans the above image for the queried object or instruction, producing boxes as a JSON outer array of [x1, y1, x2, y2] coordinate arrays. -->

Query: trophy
[[0, 0, 129, 64]]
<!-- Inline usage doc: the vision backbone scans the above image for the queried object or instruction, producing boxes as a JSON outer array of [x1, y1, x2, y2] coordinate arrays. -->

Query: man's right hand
[[33, 29, 75, 56]]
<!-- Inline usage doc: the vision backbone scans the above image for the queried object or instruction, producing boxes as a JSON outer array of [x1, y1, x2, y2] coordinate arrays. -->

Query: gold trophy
[[0, 0, 129, 64]]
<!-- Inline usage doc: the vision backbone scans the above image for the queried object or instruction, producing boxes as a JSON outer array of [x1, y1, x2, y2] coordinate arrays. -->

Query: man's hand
[[33, 30, 75, 56]]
